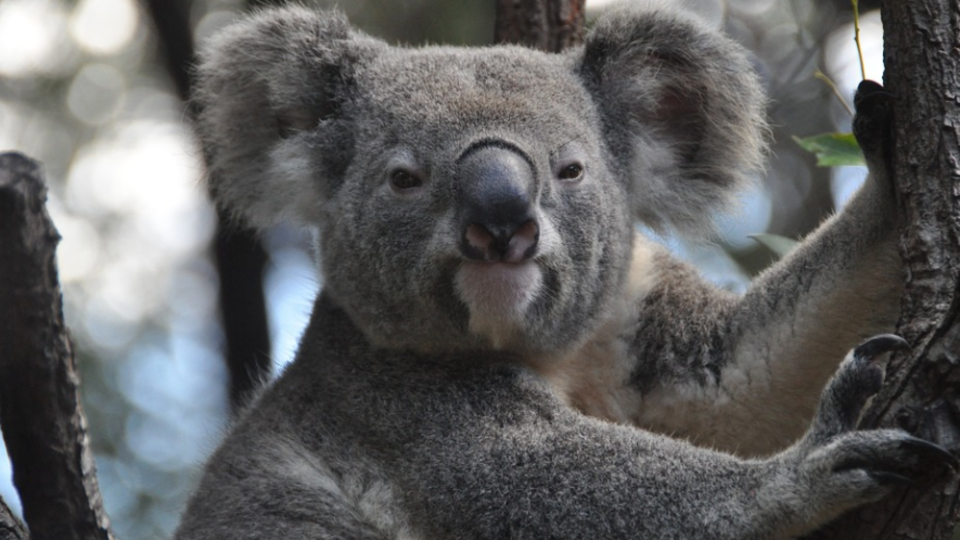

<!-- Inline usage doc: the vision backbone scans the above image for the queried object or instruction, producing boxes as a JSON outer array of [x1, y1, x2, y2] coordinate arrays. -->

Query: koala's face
[[316, 49, 633, 353], [195, 7, 766, 357]]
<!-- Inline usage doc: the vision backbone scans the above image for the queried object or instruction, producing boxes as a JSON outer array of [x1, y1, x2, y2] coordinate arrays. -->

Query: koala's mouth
[[454, 260, 543, 349]]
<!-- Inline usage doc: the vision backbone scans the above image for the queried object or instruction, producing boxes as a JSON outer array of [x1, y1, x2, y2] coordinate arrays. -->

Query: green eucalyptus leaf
[[792, 133, 865, 167]]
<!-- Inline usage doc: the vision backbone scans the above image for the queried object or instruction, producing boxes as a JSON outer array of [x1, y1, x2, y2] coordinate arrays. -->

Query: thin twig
[[814, 69, 855, 116]]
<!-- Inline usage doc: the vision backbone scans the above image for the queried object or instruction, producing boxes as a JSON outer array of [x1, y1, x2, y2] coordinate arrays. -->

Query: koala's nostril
[[505, 219, 539, 262], [465, 224, 496, 258], [463, 219, 539, 263]]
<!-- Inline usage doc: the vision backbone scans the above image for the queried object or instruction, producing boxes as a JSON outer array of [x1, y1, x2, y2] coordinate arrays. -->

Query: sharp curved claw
[[899, 437, 960, 471], [853, 334, 910, 362]]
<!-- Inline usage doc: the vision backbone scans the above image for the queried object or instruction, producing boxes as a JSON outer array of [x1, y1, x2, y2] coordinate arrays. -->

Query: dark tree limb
[[0, 152, 113, 540], [494, 0, 586, 52], [809, 1, 960, 538], [212, 223, 272, 408], [140, 0, 273, 411]]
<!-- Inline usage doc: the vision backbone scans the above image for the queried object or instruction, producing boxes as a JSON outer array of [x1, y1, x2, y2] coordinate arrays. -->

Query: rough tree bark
[[0, 499, 26, 540], [806, 1, 960, 539], [495, 0, 585, 52], [0, 153, 114, 540]]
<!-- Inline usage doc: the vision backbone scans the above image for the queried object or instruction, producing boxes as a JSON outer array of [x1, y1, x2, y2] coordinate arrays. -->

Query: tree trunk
[[0, 153, 114, 540], [807, 1, 960, 538], [494, 0, 585, 52]]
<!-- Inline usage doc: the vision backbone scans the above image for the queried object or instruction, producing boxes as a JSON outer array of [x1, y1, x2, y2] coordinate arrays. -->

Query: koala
[[175, 4, 954, 540]]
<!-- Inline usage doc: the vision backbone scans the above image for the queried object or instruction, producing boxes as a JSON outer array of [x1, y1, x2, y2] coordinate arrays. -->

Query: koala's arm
[[547, 85, 901, 457]]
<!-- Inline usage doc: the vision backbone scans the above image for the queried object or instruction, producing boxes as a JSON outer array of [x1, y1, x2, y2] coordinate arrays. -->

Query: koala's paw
[[799, 428, 955, 511], [809, 334, 906, 439], [852, 80, 895, 158], [791, 335, 957, 511]]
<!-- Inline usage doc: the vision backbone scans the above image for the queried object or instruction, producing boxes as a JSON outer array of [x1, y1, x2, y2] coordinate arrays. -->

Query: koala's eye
[[390, 169, 422, 191], [557, 163, 585, 182]]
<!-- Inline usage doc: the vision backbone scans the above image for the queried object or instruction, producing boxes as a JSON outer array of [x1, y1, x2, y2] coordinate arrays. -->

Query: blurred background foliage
[[0, 0, 882, 538]]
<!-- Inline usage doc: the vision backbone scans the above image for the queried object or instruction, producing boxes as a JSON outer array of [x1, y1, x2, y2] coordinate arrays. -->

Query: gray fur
[[177, 5, 941, 539]]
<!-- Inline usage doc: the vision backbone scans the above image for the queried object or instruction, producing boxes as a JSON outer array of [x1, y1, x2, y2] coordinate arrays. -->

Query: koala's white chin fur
[[455, 261, 542, 349]]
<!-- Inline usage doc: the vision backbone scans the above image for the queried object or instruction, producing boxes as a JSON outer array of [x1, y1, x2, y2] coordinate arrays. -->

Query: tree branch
[[0, 152, 113, 540], [0, 498, 26, 540], [494, 0, 585, 52], [808, 1, 960, 538]]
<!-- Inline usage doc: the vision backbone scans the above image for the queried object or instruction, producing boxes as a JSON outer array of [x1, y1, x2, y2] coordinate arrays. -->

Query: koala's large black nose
[[457, 145, 539, 263]]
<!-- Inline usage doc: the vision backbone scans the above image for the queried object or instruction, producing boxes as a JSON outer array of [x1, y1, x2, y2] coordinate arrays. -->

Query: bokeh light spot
[[67, 63, 126, 126], [52, 211, 102, 283], [70, 0, 139, 56], [0, 0, 72, 77]]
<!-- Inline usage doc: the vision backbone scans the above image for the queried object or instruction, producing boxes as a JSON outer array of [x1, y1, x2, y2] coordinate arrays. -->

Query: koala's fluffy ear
[[193, 8, 382, 228], [576, 5, 767, 236]]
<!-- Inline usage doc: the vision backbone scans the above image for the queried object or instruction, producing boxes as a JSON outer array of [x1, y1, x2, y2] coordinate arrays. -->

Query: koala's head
[[194, 5, 765, 356]]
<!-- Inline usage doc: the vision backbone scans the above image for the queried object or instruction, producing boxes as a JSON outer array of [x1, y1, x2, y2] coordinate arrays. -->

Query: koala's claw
[[853, 333, 909, 362], [795, 429, 956, 515], [799, 337, 959, 509], [877, 435, 956, 472], [897, 437, 960, 472], [809, 335, 911, 444], [831, 434, 956, 474]]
